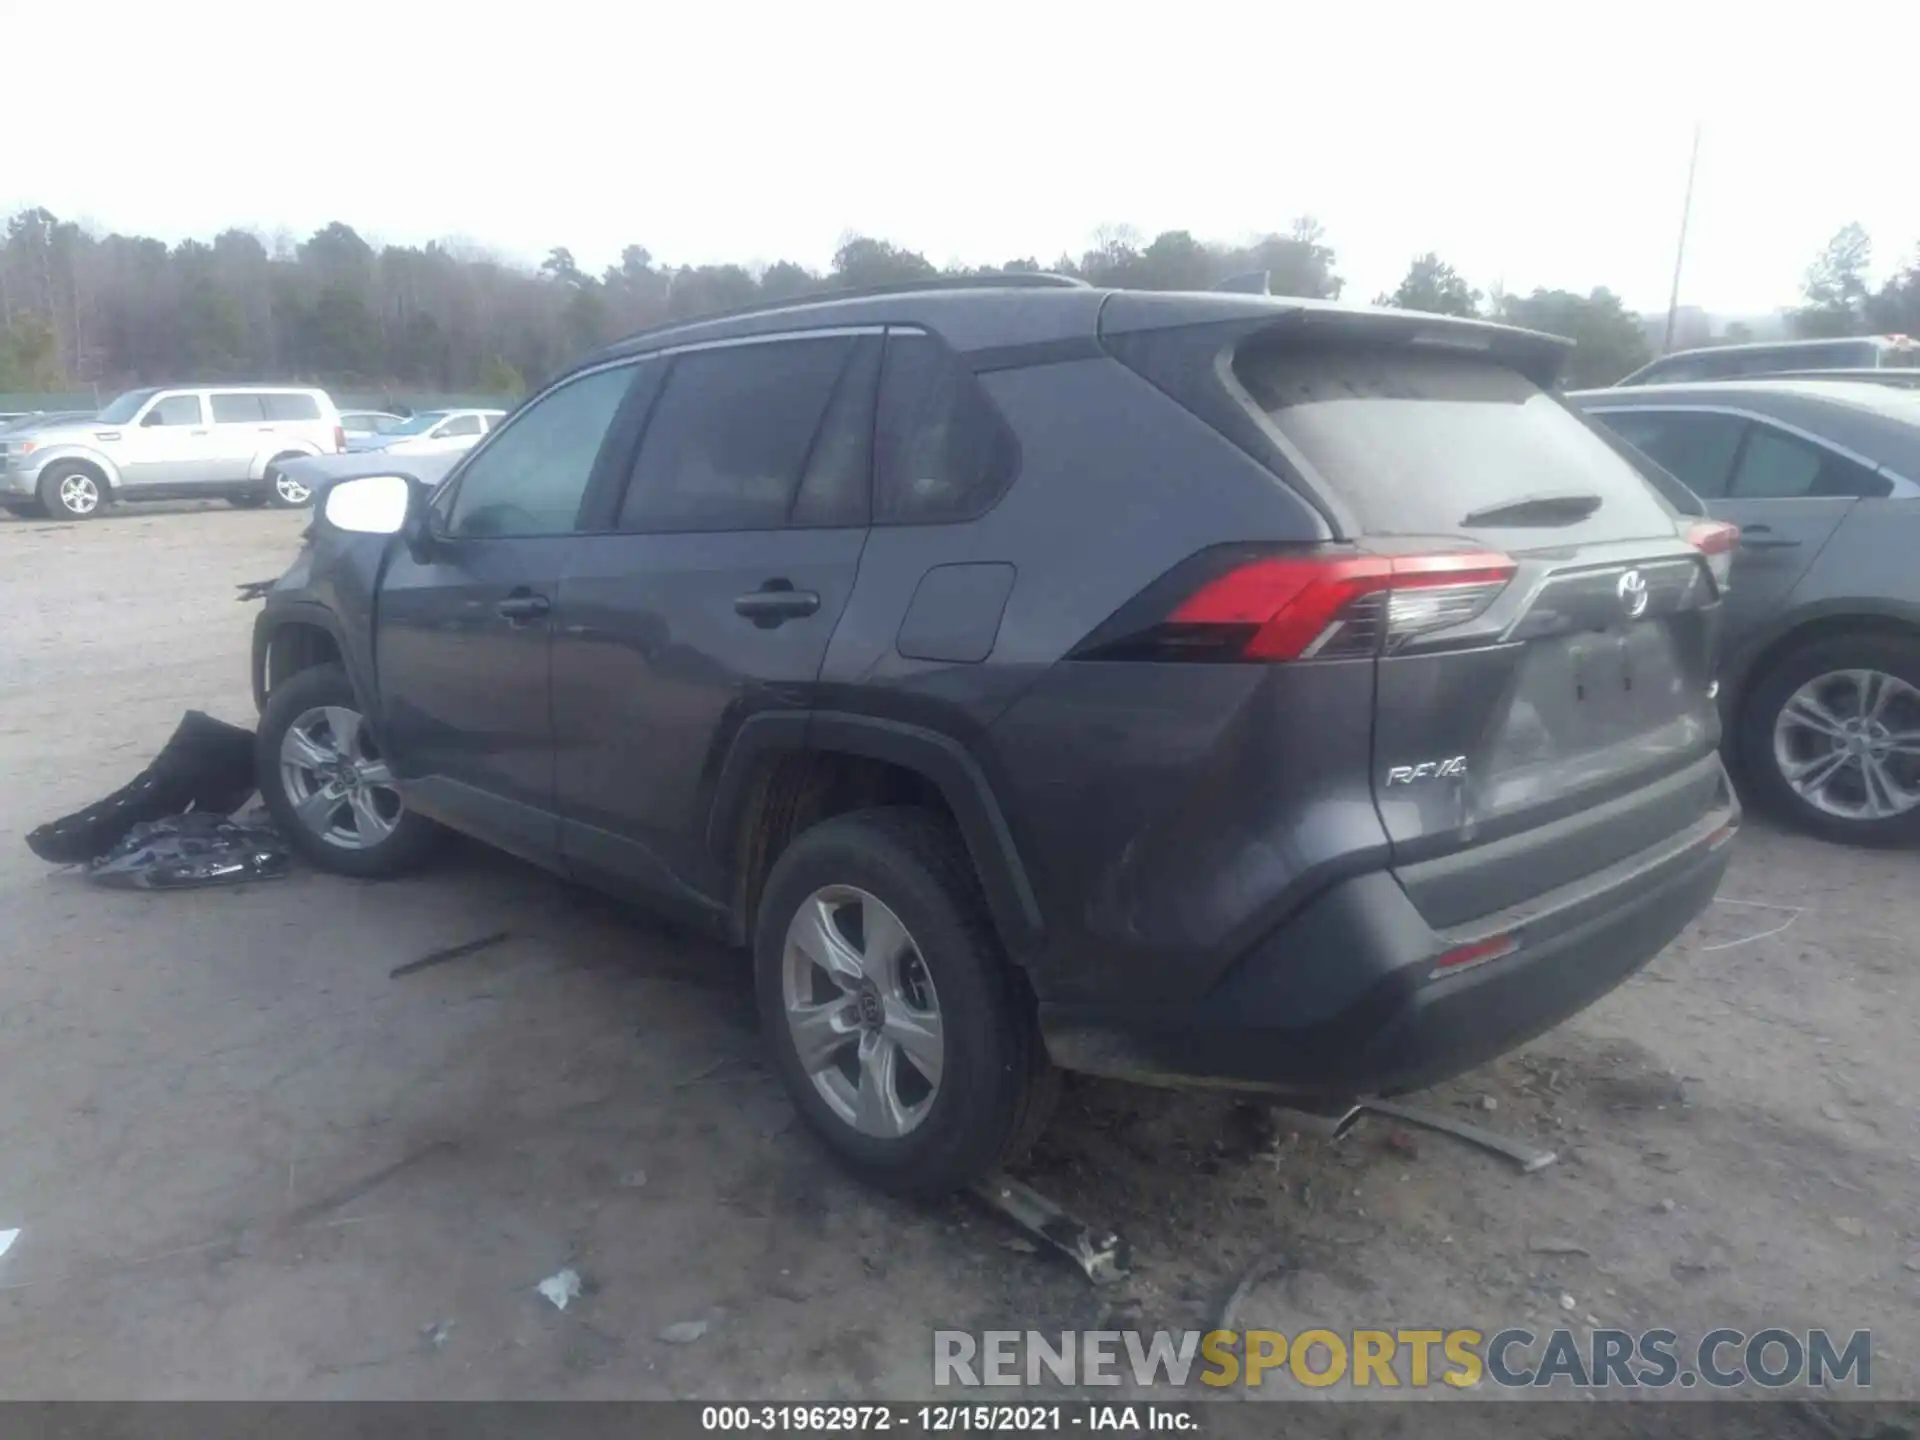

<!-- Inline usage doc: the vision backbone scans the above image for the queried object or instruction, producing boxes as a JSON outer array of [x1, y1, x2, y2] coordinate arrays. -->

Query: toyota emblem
[[1617, 568, 1649, 619]]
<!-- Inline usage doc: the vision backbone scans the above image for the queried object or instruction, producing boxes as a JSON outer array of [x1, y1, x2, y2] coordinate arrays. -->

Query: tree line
[[2, 206, 1916, 401]]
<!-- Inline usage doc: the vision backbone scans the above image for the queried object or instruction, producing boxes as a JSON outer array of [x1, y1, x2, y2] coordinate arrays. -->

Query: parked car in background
[[0, 385, 343, 518], [1616, 334, 1920, 386], [0, 409, 94, 436], [342, 408, 504, 455], [251, 278, 1737, 1196], [1574, 380, 1920, 846], [339, 410, 407, 437]]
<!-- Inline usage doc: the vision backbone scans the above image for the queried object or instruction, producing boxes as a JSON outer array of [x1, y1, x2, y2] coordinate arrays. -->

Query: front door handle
[[495, 592, 551, 622], [1737, 524, 1801, 551], [734, 579, 821, 627]]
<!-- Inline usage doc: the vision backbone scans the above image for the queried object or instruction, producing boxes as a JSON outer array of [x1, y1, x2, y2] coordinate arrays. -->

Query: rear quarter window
[[1234, 344, 1681, 543], [873, 331, 1018, 524]]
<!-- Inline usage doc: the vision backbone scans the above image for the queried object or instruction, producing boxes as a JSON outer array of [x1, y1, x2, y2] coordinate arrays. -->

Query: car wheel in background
[[753, 807, 1056, 1196], [3, 500, 47, 518], [37, 462, 106, 520], [1738, 632, 1920, 847], [256, 662, 446, 878], [268, 460, 314, 509]]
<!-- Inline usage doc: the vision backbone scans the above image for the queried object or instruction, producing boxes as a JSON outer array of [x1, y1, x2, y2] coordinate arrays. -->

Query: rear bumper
[[1038, 787, 1737, 1098]]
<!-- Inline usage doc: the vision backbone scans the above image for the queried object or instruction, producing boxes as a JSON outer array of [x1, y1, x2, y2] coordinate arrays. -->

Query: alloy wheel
[[782, 885, 944, 1139], [59, 474, 100, 516], [279, 705, 404, 849], [1773, 668, 1920, 821], [274, 473, 312, 506]]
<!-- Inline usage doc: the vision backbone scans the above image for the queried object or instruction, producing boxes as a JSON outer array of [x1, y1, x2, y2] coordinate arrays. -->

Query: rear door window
[[1236, 345, 1679, 542], [1730, 425, 1892, 499], [435, 414, 484, 438], [211, 393, 268, 423], [1592, 410, 1743, 499], [619, 335, 867, 532], [264, 393, 322, 421]]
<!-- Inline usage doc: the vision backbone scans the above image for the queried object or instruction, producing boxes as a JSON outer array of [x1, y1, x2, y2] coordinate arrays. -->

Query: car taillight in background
[[1076, 549, 1518, 663], [1685, 520, 1739, 591], [333, 424, 346, 452]]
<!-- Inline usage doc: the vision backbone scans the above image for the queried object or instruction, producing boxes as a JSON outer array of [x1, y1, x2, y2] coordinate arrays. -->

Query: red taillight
[[1430, 932, 1516, 977], [1165, 550, 1517, 661], [1686, 520, 1738, 591], [333, 424, 346, 452]]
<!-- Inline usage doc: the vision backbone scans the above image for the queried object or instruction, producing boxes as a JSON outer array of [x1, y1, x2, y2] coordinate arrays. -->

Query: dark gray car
[[1574, 380, 1920, 846], [249, 279, 1738, 1195]]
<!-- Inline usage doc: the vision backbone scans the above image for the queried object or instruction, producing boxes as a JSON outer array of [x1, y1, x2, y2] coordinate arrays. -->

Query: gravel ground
[[0, 504, 1914, 1409]]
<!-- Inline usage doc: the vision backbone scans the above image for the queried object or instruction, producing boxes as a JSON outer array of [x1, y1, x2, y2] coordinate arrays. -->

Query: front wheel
[[256, 662, 445, 877], [754, 807, 1054, 1196], [1737, 632, 1920, 847], [38, 463, 106, 520]]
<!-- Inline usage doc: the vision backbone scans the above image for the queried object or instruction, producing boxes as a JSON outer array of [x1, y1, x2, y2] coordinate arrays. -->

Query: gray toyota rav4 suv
[[250, 277, 1740, 1194]]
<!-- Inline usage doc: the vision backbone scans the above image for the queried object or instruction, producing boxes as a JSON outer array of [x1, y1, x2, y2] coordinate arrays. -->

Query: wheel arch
[[1726, 600, 1920, 720], [34, 449, 119, 497], [709, 712, 1044, 962], [251, 606, 364, 715], [253, 443, 321, 482]]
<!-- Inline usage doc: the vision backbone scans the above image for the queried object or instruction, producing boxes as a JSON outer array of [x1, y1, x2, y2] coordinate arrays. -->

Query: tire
[[229, 492, 269, 509], [3, 500, 46, 518], [37, 462, 107, 520], [754, 806, 1054, 1196], [267, 459, 314, 509], [1736, 631, 1920, 847], [256, 662, 446, 877]]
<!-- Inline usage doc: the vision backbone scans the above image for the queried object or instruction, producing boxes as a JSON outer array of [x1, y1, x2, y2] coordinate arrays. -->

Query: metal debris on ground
[[970, 1174, 1130, 1285], [390, 929, 513, 978], [1215, 1251, 1296, 1333], [537, 1267, 583, 1311], [1529, 1237, 1591, 1256], [0, 1228, 17, 1260], [1360, 1099, 1558, 1174], [659, 1319, 709, 1345], [87, 813, 291, 890]]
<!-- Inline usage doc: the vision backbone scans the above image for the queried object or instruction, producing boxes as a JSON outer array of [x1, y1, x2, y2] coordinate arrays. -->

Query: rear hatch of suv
[[1103, 300, 1734, 931]]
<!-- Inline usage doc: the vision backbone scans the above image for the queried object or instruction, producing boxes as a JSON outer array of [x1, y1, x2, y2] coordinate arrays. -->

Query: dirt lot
[[1, 504, 1915, 1406]]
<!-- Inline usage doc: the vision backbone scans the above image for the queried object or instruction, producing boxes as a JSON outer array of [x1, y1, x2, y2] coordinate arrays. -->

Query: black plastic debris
[[26, 711, 257, 865], [87, 812, 291, 890]]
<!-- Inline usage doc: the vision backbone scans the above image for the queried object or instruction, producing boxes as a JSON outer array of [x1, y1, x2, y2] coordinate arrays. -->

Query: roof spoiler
[[1212, 271, 1271, 295]]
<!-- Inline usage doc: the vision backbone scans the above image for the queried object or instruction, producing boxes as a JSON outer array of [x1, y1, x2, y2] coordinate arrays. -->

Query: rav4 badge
[[1386, 756, 1469, 786]]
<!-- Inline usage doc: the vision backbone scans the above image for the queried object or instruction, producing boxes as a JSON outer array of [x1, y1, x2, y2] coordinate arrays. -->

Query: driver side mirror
[[322, 473, 415, 535]]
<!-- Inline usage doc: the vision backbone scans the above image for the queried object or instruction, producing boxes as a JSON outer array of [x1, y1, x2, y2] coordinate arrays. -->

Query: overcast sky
[[9, 1, 1918, 317]]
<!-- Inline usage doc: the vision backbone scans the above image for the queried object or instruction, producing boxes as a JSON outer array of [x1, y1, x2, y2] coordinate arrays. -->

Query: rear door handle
[[1738, 524, 1801, 550], [495, 592, 551, 622], [734, 580, 821, 627]]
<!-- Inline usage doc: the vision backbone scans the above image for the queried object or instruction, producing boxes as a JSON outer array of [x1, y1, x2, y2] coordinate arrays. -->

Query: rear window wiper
[[1461, 491, 1603, 527]]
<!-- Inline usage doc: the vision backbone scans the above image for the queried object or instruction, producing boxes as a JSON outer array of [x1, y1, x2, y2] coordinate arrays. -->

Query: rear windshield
[[1234, 345, 1681, 542]]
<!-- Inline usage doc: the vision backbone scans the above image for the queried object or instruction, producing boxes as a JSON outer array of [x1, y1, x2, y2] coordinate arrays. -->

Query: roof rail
[[600, 272, 1090, 353]]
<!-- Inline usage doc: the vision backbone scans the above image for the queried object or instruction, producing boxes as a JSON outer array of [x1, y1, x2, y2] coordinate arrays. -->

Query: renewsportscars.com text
[[933, 1327, 1872, 1391]]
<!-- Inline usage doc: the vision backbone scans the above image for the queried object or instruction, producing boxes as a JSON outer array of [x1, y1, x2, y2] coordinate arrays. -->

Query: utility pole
[[1662, 122, 1703, 354]]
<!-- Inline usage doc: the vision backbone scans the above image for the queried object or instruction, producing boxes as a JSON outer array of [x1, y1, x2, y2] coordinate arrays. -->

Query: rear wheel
[[256, 662, 446, 877], [38, 462, 106, 520], [754, 807, 1053, 1196], [268, 459, 314, 509], [1738, 632, 1920, 847], [3, 500, 46, 518]]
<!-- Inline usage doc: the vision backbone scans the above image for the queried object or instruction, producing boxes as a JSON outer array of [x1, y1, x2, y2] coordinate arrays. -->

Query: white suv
[[0, 385, 344, 519]]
